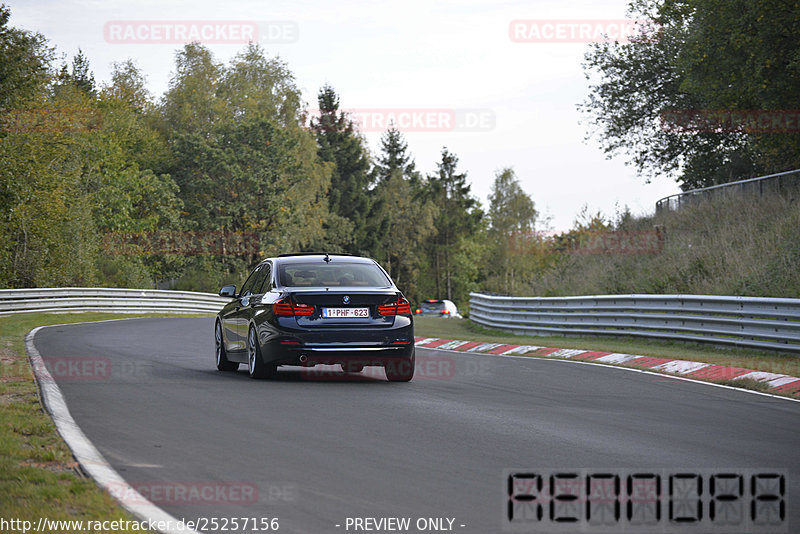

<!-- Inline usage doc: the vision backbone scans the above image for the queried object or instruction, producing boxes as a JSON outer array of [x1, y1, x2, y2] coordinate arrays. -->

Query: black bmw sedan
[[215, 253, 415, 381]]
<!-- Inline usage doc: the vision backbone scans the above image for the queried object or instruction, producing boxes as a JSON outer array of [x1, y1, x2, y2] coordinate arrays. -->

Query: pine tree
[[311, 85, 375, 254], [372, 125, 419, 183], [426, 147, 482, 301], [71, 49, 95, 94]]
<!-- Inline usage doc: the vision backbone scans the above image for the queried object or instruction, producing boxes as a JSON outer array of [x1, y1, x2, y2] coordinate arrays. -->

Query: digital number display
[[504, 469, 786, 532]]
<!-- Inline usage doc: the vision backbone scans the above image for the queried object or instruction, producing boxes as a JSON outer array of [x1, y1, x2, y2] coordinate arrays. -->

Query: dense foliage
[[582, 0, 800, 189], [2, 1, 797, 307], [0, 4, 514, 307]]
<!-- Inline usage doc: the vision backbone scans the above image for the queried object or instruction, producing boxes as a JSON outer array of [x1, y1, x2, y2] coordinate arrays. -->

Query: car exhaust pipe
[[299, 354, 308, 364]]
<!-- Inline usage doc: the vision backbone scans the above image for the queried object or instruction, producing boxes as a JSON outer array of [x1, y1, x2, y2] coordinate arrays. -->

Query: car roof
[[270, 253, 375, 265]]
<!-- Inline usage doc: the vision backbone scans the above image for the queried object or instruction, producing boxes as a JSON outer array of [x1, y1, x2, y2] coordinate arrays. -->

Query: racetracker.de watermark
[[561, 230, 665, 255], [0, 107, 103, 133], [300, 355, 493, 381], [34, 356, 111, 381], [509, 230, 665, 255], [107, 481, 263, 505], [660, 109, 800, 134], [509, 19, 656, 43], [307, 108, 495, 133], [103, 20, 298, 44], [23, 356, 154, 382], [102, 231, 259, 256]]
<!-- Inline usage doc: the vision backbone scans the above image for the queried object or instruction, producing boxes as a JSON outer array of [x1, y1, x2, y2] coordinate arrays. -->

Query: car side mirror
[[219, 285, 237, 298]]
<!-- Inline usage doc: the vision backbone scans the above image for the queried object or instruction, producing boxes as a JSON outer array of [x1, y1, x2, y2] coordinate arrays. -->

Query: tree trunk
[[445, 250, 452, 301], [434, 250, 441, 299]]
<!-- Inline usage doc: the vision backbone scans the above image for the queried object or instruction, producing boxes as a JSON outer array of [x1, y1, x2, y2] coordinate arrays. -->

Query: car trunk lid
[[287, 288, 402, 328]]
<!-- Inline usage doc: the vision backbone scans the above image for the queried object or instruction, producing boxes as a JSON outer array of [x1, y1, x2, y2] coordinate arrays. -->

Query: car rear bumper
[[265, 342, 415, 366], [256, 314, 414, 367]]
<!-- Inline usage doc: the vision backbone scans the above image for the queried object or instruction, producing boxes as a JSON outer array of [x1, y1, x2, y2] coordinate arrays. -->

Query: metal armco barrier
[[0, 287, 229, 316], [469, 293, 800, 353], [655, 168, 800, 213]]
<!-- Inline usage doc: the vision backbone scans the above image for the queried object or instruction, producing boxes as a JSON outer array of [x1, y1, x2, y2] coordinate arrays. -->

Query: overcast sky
[[11, 0, 681, 231]]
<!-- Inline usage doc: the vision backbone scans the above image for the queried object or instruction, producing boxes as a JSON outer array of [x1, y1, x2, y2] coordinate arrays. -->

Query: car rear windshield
[[279, 262, 391, 288], [421, 301, 445, 311]]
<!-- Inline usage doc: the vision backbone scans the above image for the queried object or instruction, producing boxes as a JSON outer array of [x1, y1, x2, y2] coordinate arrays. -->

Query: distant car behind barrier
[[414, 299, 462, 318]]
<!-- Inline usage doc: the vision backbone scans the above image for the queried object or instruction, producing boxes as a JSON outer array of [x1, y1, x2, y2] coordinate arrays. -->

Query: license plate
[[322, 307, 369, 318]]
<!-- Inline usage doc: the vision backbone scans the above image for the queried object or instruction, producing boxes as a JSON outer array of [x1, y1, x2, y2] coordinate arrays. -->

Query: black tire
[[215, 321, 239, 372], [385, 353, 415, 382], [341, 363, 364, 373], [247, 326, 277, 379]]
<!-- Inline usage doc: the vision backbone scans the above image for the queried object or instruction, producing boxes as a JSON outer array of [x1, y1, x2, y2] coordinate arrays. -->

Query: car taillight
[[415, 308, 422, 314], [442, 309, 450, 315], [273, 298, 314, 316], [292, 302, 314, 316], [378, 297, 412, 316], [273, 299, 293, 315]]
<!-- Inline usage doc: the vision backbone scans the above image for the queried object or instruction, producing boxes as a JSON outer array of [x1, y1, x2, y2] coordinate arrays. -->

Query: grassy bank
[[0, 313, 206, 531], [528, 193, 800, 298], [414, 316, 800, 378]]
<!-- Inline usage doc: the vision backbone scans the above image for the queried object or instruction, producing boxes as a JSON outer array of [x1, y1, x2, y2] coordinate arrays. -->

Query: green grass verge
[[0, 312, 210, 531], [414, 316, 800, 378]]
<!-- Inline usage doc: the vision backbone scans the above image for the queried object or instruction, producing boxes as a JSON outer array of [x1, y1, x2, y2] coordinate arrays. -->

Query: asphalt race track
[[33, 317, 800, 534]]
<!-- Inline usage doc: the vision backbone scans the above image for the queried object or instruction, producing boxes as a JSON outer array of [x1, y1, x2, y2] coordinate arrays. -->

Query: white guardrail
[[469, 292, 800, 353], [0, 287, 229, 316]]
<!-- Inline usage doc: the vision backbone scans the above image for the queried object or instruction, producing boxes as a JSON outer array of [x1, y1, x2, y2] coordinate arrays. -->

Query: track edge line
[[26, 323, 200, 534]]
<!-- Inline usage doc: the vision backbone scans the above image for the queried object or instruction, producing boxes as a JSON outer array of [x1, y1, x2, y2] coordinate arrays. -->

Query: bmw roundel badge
[[343, 295, 350, 304]]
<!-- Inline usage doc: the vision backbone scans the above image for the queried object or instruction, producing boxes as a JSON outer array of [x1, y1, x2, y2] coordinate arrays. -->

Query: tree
[[81, 66, 184, 286], [486, 168, 539, 294], [581, 0, 800, 189], [162, 44, 331, 286], [0, 4, 52, 110], [372, 125, 419, 183], [52, 49, 97, 99], [488, 168, 538, 237], [99, 61, 170, 171], [676, 0, 800, 178], [105, 59, 152, 113], [0, 114, 97, 287], [373, 169, 437, 300], [367, 126, 422, 261], [170, 116, 328, 250], [69, 48, 95, 94], [0, 6, 97, 287], [311, 84, 375, 254], [3, 43, 185, 287], [424, 148, 483, 304], [160, 43, 225, 134], [219, 43, 303, 127]]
